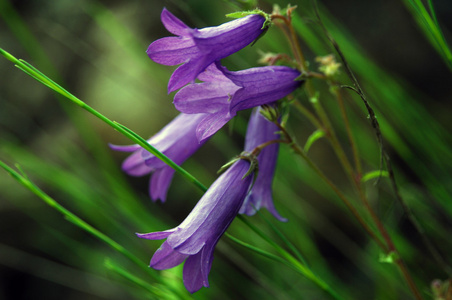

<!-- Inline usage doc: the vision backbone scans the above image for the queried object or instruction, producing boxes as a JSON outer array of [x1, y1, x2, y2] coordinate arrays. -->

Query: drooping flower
[[137, 159, 254, 293], [110, 113, 207, 202], [240, 107, 287, 221], [174, 62, 303, 142], [148, 8, 267, 92]]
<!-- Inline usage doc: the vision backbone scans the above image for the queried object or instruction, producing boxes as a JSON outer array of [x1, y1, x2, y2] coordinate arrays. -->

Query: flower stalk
[[275, 10, 423, 299]]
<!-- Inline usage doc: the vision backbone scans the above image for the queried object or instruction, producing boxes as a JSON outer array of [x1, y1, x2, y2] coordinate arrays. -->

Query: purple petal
[[121, 150, 153, 176], [160, 8, 190, 36], [240, 107, 287, 221], [168, 56, 210, 92], [196, 110, 233, 143], [241, 189, 287, 222], [228, 67, 302, 114], [196, 63, 232, 83], [193, 14, 265, 56], [150, 241, 189, 270], [147, 37, 197, 66], [174, 81, 238, 114], [183, 252, 205, 293], [109, 143, 142, 152], [149, 166, 176, 202], [141, 113, 205, 156], [167, 160, 252, 254], [136, 228, 176, 240], [183, 240, 216, 293]]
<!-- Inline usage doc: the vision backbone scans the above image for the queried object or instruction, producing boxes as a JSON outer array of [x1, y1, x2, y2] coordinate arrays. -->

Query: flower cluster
[[112, 8, 303, 293]]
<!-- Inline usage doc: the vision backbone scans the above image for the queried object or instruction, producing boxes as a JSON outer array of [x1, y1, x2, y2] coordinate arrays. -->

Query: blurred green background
[[1, 0, 452, 299]]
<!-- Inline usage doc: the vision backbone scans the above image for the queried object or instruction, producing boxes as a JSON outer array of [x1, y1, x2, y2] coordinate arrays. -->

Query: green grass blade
[[0, 160, 150, 275], [0, 48, 207, 194]]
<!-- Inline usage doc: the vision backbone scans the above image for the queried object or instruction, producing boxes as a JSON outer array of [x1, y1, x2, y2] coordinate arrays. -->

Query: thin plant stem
[[291, 98, 324, 130], [274, 12, 357, 187], [356, 187, 424, 300], [309, 95, 356, 182], [275, 123, 387, 251], [271, 14, 304, 71], [0, 161, 190, 300], [236, 217, 344, 300], [0, 48, 207, 194], [311, 3, 424, 298], [334, 87, 362, 177]]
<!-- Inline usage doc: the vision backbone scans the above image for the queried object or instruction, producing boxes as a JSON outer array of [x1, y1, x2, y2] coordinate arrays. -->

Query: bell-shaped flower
[[137, 159, 254, 293], [239, 107, 287, 221], [110, 113, 207, 202], [148, 8, 267, 92], [174, 62, 302, 142]]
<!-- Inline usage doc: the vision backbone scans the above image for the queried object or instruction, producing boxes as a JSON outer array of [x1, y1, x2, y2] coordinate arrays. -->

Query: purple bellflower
[[240, 107, 287, 221], [174, 62, 302, 142], [137, 159, 254, 293], [148, 8, 267, 92], [110, 113, 207, 202]]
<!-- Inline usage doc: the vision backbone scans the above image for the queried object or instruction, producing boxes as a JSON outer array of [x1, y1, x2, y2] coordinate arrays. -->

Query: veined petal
[[109, 143, 141, 152], [168, 56, 210, 92], [111, 113, 207, 202], [167, 160, 252, 254], [137, 228, 176, 240], [160, 8, 190, 36], [147, 37, 197, 66], [137, 160, 254, 293], [149, 166, 176, 202], [241, 189, 287, 222], [194, 14, 265, 57], [228, 67, 302, 113], [121, 150, 153, 176], [196, 62, 232, 83], [196, 111, 233, 143], [182, 239, 216, 293], [183, 251, 205, 293], [240, 107, 287, 221], [174, 81, 238, 114], [141, 113, 206, 161], [150, 241, 189, 270], [149, 9, 267, 93]]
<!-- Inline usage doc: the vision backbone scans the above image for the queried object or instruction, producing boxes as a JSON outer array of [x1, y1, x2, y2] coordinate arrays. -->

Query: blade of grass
[[0, 160, 193, 300], [236, 216, 343, 300], [0, 48, 207, 194]]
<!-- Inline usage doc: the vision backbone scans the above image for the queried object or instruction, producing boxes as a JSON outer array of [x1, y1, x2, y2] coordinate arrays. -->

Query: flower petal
[[241, 189, 287, 222], [147, 37, 197, 66], [196, 110, 233, 143], [121, 150, 153, 176], [160, 8, 191, 36], [193, 14, 265, 56], [196, 62, 232, 83], [150, 241, 189, 270], [182, 240, 216, 293], [167, 160, 252, 254], [240, 107, 287, 221], [168, 56, 210, 92], [136, 228, 176, 240], [109, 143, 141, 152], [174, 81, 237, 114], [149, 166, 176, 202]]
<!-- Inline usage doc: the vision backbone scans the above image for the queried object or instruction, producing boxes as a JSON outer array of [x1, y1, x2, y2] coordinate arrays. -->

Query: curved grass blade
[[0, 48, 207, 194]]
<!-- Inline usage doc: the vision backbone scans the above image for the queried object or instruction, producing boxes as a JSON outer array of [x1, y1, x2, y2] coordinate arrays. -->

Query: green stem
[[0, 48, 207, 194], [310, 94, 356, 183], [334, 87, 362, 177], [236, 217, 344, 300], [0, 161, 149, 274], [276, 124, 387, 251]]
